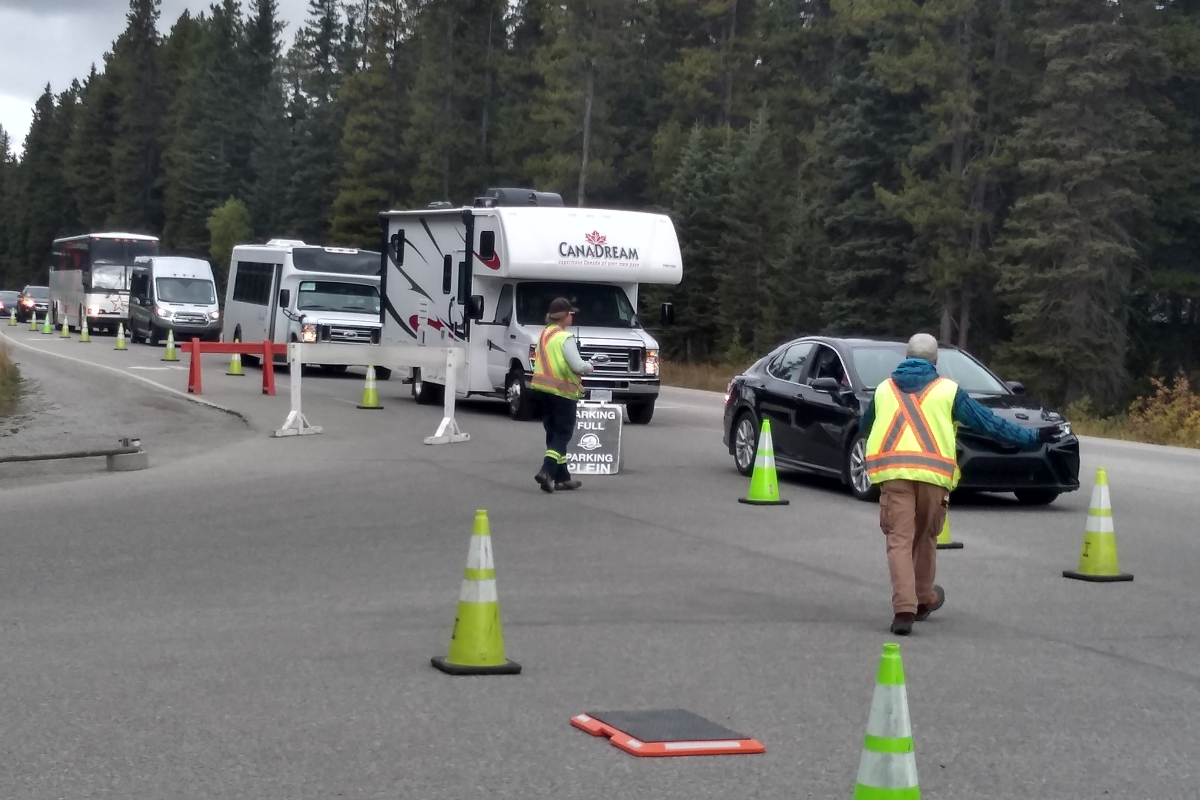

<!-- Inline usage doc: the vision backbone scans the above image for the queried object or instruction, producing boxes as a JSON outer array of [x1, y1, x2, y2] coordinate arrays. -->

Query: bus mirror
[[660, 302, 675, 326], [278, 289, 290, 309], [467, 294, 485, 321], [390, 231, 404, 265], [479, 231, 496, 260]]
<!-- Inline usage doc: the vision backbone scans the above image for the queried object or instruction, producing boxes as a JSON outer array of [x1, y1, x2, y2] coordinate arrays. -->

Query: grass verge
[[0, 345, 20, 418], [660, 361, 750, 393], [1067, 374, 1200, 449]]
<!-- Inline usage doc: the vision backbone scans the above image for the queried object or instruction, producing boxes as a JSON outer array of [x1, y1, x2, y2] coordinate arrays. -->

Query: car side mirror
[[467, 294, 485, 321], [389, 231, 405, 265], [660, 302, 675, 326], [1006, 381, 1026, 395], [811, 377, 842, 394]]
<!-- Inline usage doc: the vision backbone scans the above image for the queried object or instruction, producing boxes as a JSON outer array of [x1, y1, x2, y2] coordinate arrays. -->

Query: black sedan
[[723, 336, 1081, 504]]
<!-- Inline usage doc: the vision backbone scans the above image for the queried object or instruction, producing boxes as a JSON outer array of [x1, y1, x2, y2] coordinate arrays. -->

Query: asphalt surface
[[1, 324, 1198, 799]]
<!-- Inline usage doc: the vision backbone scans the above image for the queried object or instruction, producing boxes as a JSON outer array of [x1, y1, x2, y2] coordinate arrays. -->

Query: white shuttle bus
[[222, 239, 387, 375], [50, 232, 160, 333], [379, 188, 682, 424]]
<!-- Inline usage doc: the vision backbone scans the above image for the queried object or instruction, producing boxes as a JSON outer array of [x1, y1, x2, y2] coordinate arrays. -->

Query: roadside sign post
[[567, 401, 623, 475]]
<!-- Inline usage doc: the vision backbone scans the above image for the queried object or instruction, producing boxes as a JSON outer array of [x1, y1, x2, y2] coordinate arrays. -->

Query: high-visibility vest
[[530, 325, 583, 399], [865, 377, 961, 489]]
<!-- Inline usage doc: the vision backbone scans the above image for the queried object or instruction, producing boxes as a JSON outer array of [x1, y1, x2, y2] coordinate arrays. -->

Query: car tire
[[1014, 489, 1060, 506], [413, 368, 444, 405], [375, 367, 392, 381], [627, 400, 655, 425], [845, 431, 880, 502], [506, 367, 536, 420], [731, 410, 760, 477]]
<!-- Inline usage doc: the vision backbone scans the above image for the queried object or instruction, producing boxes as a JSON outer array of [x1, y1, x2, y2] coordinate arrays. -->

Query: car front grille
[[579, 345, 642, 375], [324, 325, 379, 344], [960, 456, 1056, 488], [173, 313, 208, 325]]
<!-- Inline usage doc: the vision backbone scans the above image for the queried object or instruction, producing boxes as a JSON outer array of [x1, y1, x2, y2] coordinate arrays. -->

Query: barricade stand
[[188, 337, 203, 394], [263, 340, 277, 395], [185, 339, 286, 396], [272, 342, 322, 437], [424, 348, 470, 445]]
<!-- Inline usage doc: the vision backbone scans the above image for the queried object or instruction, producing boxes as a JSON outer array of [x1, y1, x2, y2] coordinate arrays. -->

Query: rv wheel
[[506, 367, 537, 421], [412, 368, 443, 405]]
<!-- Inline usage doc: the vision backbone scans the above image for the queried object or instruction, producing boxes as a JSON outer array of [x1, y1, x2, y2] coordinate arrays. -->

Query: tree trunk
[[940, 296, 954, 344], [723, 0, 738, 127], [481, 3, 494, 155], [957, 287, 972, 349], [577, 59, 595, 206]]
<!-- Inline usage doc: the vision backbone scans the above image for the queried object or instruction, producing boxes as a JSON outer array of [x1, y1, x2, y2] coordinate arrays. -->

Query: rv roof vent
[[474, 188, 565, 208], [427, 201, 455, 210], [266, 238, 307, 247]]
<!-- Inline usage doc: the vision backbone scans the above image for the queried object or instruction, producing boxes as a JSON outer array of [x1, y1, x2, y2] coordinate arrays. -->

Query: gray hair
[[907, 333, 939, 364]]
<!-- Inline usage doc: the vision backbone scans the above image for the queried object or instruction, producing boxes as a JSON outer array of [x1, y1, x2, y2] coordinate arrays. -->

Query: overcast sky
[[0, 0, 310, 155]]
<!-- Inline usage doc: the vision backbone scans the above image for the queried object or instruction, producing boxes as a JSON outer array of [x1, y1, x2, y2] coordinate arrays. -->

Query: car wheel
[[846, 432, 880, 502], [1015, 489, 1060, 506], [627, 400, 655, 425], [413, 368, 444, 405], [732, 411, 760, 477], [506, 367, 536, 420], [375, 367, 392, 381]]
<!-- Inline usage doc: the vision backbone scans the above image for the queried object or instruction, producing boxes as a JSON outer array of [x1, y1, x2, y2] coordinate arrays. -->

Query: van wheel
[[412, 368, 444, 405], [236, 327, 260, 365], [506, 367, 536, 420], [627, 400, 655, 425], [148, 325, 161, 346]]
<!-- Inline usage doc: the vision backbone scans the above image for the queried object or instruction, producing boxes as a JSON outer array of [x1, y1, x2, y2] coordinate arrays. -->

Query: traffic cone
[[41, 314, 53, 334], [357, 365, 383, 409], [1064, 467, 1132, 582], [79, 316, 90, 343], [738, 419, 789, 505], [60, 320, 70, 338], [115, 323, 128, 351], [227, 340, 244, 376], [162, 329, 178, 361], [29, 312, 38, 331], [936, 510, 962, 550], [853, 643, 920, 800], [431, 510, 521, 675], [7, 309, 14, 326]]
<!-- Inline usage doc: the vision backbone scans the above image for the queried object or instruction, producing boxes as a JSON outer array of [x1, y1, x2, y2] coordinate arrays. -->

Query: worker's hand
[[1037, 424, 1064, 444]]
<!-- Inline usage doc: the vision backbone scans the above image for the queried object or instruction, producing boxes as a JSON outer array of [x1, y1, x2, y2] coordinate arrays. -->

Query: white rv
[[223, 240, 386, 375], [379, 188, 682, 424]]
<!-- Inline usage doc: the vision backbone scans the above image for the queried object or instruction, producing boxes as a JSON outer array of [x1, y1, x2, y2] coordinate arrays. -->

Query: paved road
[[1, 325, 1198, 798]]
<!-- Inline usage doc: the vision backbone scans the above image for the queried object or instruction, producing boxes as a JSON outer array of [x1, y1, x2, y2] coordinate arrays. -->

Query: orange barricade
[[186, 338, 288, 396]]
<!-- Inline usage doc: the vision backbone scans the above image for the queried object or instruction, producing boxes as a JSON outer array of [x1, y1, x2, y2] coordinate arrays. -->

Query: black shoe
[[535, 471, 554, 493], [555, 480, 582, 491], [890, 612, 915, 636], [915, 585, 945, 621]]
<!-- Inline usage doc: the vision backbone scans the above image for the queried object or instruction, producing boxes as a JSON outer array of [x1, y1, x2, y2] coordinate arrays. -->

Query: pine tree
[[245, 0, 291, 237], [0, 126, 13, 286], [68, 67, 119, 232], [107, 0, 164, 232]]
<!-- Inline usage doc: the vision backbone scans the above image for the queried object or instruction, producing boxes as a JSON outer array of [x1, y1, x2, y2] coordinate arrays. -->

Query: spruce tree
[[107, 0, 164, 232], [68, 67, 119, 232]]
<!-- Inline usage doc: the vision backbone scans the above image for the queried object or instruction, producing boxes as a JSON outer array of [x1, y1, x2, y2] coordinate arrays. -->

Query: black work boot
[[890, 612, 915, 636], [534, 470, 554, 493], [915, 585, 945, 621], [555, 480, 582, 491]]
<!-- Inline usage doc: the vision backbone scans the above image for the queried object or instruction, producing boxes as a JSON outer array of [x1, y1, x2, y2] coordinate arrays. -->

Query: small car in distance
[[723, 336, 1081, 505], [0, 291, 19, 319], [17, 285, 49, 322]]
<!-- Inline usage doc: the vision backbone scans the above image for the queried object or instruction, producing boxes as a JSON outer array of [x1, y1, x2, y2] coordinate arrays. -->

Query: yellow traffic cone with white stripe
[[432, 510, 521, 675], [935, 510, 962, 550], [41, 313, 53, 334], [227, 339, 244, 376], [115, 323, 128, 350], [60, 320, 70, 338], [29, 312, 38, 331], [79, 316, 90, 343], [739, 419, 789, 505], [853, 643, 920, 800], [357, 365, 383, 409], [7, 309, 15, 326], [161, 329, 178, 361], [1064, 467, 1132, 582]]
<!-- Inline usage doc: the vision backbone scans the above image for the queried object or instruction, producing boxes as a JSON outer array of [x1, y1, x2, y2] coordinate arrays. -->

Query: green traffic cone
[[739, 419, 789, 505], [162, 329, 178, 361]]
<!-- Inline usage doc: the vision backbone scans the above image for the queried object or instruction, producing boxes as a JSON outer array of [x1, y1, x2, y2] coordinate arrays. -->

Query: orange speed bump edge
[[571, 709, 765, 757]]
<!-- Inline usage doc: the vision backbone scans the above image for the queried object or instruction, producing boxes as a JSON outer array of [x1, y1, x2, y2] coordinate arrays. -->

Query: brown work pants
[[879, 480, 949, 615]]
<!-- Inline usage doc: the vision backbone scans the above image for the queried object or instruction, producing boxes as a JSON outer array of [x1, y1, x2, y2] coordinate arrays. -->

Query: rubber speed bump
[[1064, 467, 1132, 582], [571, 709, 765, 757], [739, 419, 789, 505], [935, 511, 962, 550]]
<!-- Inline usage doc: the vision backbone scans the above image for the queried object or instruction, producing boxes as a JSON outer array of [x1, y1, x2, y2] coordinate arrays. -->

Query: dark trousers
[[539, 393, 577, 482]]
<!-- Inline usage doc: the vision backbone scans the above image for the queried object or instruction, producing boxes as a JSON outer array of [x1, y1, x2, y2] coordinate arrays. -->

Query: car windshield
[[157, 278, 216, 305], [515, 282, 639, 328], [24, 286, 49, 299], [851, 346, 1008, 394], [0, 292, 19, 303], [297, 281, 380, 314]]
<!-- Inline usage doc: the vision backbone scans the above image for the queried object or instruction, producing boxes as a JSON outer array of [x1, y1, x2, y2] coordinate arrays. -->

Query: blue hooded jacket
[[859, 358, 1039, 450]]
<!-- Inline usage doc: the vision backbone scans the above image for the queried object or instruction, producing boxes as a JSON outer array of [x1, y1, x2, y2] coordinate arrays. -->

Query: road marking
[[128, 366, 176, 371], [332, 397, 357, 405]]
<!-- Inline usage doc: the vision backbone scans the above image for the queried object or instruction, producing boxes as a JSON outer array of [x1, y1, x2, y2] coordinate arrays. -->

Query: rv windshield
[[157, 278, 216, 305], [297, 281, 380, 314], [515, 282, 639, 328]]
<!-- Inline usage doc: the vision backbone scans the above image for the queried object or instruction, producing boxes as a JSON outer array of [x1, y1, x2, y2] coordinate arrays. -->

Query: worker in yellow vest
[[860, 333, 1064, 635], [529, 297, 595, 493]]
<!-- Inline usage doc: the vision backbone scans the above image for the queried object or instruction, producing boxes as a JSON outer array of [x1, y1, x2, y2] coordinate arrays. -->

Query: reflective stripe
[[863, 734, 914, 754], [866, 453, 957, 476], [865, 684, 912, 738], [855, 749, 920, 791], [466, 533, 494, 571], [459, 578, 498, 603], [463, 568, 496, 581], [530, 327, 582, 397], [1085, 514, 1114, 534], [896, 388, 939, 453], [852, 784, 921, 800]]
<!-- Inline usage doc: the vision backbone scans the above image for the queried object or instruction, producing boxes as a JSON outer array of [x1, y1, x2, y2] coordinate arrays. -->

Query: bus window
[[233, 262, 275, 305]]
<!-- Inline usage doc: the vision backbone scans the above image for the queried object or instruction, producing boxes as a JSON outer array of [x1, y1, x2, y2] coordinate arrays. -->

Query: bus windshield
[[297, 281, 380, 314], [157, 278, 216, 305], [91, 264, 133, 292], [515, 282, 639, 328], [91, 240, 159, 265]]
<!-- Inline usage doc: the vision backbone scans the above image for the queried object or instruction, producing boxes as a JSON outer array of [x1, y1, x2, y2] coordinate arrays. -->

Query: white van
[[223, 240, 386, 375], [128, 256, 221, 343], [379, 188, 682, 424]]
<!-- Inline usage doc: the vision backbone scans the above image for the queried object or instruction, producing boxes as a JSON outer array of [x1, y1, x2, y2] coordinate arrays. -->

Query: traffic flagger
[[432, 510, 521, 675], [935, 511, 962, 550], [60, 320, 70, 338], [79, 316, 91, 343], [162, 330, 178, 361], [853, 643, 920, 800], [227, 340, 244, 376], [1064, 467, 1132, 582], [739, 419, 789, 505], [357, 365, 383, 409], [114, 323, 128, 351]]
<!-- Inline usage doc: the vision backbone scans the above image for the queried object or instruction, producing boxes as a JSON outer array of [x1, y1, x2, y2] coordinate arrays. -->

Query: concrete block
[[106, 451, 150, 472]]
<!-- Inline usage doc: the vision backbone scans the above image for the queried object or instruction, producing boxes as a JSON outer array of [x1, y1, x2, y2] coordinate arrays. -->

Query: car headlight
[[209, 310, 220, 320], [155, 307, 172, 319], [301, 323, 318, 343], [21, 298, 33, 307], [645, 348, 660, 376], [529, 343, 537, 369], [1059, 421, 1072, 437]]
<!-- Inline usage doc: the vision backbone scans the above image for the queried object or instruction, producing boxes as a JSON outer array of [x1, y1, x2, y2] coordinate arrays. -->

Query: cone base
[[937, 542, 964, 550], [357, 404, 384, 410], [431, 656, 522, 675], [738, 497, 789, 505], [1063, 570, 1133, 582], [162, 357, 178, 362], [227, 372, 245, 376]]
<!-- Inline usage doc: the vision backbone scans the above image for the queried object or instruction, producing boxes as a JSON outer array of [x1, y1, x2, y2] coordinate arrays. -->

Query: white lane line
[[332, 397, 357, 405], [128, 366, 177, 371]]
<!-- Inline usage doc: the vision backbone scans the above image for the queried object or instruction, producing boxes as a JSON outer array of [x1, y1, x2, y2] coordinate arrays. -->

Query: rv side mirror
[[467, 294, 485, 321], [390, 231, 404, 265], [660, 302, 675, 326], [479, 231, 496, 260], [278, 289, 290, 308]]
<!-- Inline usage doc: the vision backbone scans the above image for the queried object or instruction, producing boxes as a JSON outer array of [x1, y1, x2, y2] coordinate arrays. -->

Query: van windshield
[[515, 282, 638, 328], [157, 278, 216, 305], [297, 281, 380, 314]]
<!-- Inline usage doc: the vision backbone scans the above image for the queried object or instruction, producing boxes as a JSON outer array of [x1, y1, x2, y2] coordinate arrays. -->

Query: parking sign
[[566, 402, 623, 475]]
